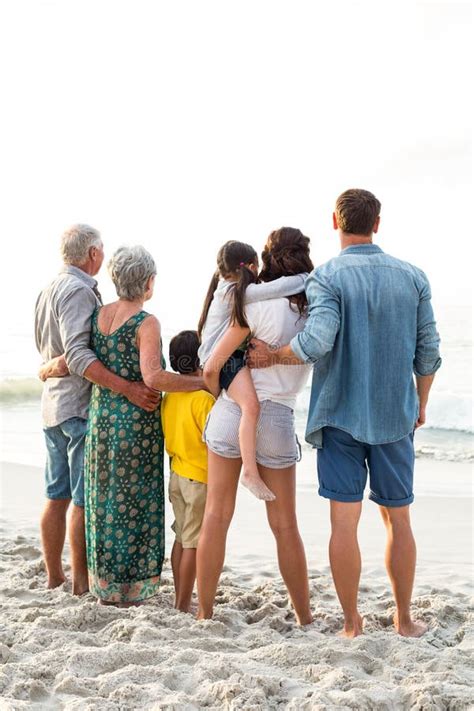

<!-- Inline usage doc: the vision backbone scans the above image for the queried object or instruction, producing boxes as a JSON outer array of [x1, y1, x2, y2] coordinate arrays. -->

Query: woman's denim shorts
[[203, 397, 301, 469]]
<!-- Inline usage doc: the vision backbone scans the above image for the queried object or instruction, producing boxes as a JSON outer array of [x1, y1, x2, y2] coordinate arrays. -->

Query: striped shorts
[[203, 397, 302, 469]]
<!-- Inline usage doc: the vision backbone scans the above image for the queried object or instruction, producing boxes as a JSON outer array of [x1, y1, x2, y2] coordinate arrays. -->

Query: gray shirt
[[35, 265, 101, 427]]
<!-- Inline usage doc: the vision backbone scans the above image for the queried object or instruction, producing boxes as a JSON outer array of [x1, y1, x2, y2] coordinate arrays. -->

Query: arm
[[413, 275, 441, 378], [413, 274, 441, 428], [415, 374, 435, 428], [38, 355, 69, 381], [244, 274, 307, 304], [247, 270, 340, 368], [58, 287, 100, 377], [202, 325, 250, 398], [139, 315, 205, 392], [58, 288, 159, 411]]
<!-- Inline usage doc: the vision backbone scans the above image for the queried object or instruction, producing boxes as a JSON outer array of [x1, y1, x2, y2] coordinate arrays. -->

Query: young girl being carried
[[198, 240, 306, 501]]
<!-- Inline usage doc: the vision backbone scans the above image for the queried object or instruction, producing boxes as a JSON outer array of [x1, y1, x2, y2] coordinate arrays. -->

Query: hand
[[38, 356, 69, 381], [125, 382, 161, 412], [246, 338, 277, 369], [415, 406, 426, 429], [38, 364, 49, 381]]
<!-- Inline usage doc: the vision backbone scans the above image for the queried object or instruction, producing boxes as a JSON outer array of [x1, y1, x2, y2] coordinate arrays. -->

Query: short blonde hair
[[60, 224, 102, 265], [108, 246, 156, 300]]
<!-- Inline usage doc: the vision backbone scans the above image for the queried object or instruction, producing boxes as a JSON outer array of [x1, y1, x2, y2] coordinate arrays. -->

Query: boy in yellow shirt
[[161, 330, 215, 612]]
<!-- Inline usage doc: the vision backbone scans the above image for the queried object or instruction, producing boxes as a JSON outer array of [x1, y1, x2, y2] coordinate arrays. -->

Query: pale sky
[[0, 0, 471, 342]]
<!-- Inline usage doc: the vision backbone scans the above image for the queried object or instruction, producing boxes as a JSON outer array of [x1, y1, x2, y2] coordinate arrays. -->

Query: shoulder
[[379, 253, 430, 289], [55, 280, 97, 314], [137, 313, 160, 333]]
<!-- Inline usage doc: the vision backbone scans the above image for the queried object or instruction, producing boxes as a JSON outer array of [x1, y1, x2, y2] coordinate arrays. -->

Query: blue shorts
[[317, 427, 415, 507], [219, 350, 246, 391], [43, 417, 88, 507]]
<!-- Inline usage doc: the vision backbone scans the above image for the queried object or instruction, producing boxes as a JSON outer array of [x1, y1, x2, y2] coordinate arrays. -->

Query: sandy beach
[[1, 453, 472, 710]]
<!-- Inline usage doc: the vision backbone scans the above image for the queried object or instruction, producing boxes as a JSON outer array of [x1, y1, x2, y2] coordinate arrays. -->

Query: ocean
[[0, 305, 472, 470]]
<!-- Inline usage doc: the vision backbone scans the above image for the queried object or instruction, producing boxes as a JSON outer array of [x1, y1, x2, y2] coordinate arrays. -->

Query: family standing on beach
[[34, 189, 441, 638]]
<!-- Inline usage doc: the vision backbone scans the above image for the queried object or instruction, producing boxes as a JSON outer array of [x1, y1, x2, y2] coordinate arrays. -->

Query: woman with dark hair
[[197, 228, 314, 624], [198, 240, 307, 502]]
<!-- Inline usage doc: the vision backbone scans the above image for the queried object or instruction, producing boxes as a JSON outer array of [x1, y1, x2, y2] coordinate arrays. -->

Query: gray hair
[[60, 224, 102, 266], [108, 245, 157, 301]]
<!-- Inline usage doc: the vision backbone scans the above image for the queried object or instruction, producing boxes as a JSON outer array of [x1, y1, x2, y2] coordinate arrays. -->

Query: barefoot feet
[[338, 614, 364, 638], [394, 612, 427, 637], [241, 470, 276, 501], [47, 574, 66, 589]]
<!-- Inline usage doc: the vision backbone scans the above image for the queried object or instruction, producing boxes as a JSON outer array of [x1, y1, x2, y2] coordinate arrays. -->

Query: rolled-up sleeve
[[413, 276, 442, 376], [290, 270, 341, 364], [58, 287, 98, 377]]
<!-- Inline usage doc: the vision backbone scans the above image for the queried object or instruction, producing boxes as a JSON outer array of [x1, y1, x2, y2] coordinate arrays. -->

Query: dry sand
[[0, 457, 473, 710]]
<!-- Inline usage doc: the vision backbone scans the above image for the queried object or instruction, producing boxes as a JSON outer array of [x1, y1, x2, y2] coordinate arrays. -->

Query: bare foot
[[196, 608, 212, 620], [47, 575, 66, 589], [394, 612, 427, 637], [241, 471, 276, 501], [72, 577, 89, 596], [337, 614, 364, 638]]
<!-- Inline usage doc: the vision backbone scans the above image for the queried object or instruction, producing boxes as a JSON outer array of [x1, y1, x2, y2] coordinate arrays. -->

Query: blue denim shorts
[[317, 426, 415, 507], [43, 417, 88, 507]]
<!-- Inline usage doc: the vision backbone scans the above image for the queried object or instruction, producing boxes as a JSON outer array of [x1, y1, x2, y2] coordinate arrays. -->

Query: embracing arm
[[139, 315, 205, 392], [202, 325, 250, 398], [58, 289, 159, 411], [247, 270, 340, 369], [244, 274, 307, 304], [38, 355, 69, 381]]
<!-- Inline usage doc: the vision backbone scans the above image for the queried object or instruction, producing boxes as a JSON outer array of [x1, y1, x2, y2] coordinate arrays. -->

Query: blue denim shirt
[[290, 244, 441, 447]]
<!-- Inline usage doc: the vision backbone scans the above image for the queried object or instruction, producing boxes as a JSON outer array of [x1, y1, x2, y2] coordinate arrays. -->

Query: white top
[[224, 297, 312, 410], [198, 273, 307, 365]]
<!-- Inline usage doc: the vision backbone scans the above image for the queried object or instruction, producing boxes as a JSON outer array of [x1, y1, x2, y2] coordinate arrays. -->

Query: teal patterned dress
[[84, 308, 165, 603]]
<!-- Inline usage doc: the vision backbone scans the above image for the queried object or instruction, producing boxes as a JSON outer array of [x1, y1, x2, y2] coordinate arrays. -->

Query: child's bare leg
[[171, 540, 182, 606], [176, 548, 197, 613], [228, 368, 275, 501]]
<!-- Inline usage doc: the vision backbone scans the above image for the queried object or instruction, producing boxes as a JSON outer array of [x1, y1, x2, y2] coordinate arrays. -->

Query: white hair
[[60, 224, 102, 266], [108, 245, 157, 301]]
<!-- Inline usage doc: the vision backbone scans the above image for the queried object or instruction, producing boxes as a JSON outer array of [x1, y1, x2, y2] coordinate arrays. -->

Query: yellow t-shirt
[[161, 390, 215, 484]]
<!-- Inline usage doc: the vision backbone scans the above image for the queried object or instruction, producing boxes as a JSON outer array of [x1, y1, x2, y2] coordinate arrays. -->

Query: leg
[[196, 450, 241, 619], [40, 498, 70, 587], [317, 427, 368, 637], [175, 548, 197, 612], [329, 501, 364, 637], [379, 505, 426, 637], [65, 418, 89, 596], [68, 504, 89, 595], [228, 368, 275, 501], [259, 464, 313, 625], [171, 539, 183, 603]]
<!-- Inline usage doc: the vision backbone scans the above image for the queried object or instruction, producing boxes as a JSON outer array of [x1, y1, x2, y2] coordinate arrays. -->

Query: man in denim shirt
[[249, 189, 441, 638]]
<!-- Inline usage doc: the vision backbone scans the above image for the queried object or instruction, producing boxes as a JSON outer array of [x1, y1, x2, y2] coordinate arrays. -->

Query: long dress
[[84, 308, 165, 603]]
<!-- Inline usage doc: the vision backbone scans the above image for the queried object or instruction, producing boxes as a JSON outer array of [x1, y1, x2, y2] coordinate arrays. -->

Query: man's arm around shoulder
[[248, 268, 341, 368]]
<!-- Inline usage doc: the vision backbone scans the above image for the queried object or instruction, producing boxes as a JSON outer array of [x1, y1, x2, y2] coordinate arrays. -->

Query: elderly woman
[[85, 245, 204, 605]]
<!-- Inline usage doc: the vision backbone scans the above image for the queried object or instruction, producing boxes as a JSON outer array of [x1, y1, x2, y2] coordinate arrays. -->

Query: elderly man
[[248, 189, 441, 638], [35, 224, 159, 594]]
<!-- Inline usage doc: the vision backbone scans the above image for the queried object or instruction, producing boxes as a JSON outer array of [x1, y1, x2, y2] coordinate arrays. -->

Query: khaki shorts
[[169, 471, 207, 548]]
